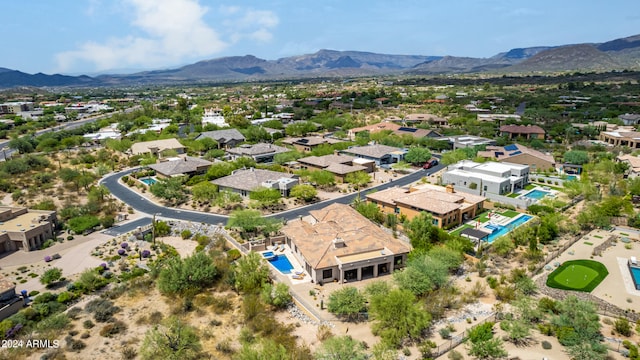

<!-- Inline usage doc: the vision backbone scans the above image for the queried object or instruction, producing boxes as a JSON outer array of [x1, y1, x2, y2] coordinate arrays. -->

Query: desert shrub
[[121, 346, 137, 360], [439, 327, 452, 339], [100, 320, 127, 337], [57, 291, 76, 304], [541, 340, 552, 349], [181, 229, 192, 239], [615, 317, 633, 337], [83, 320, 95, 329], [210, 296, 233, 314], [67, 307, 82, 320], [37, 313, 70, 332], [448, 350, 463, 360], [65, 336, 86, 351], [227, 249, 241, 261], [85, 298, 119, 323]]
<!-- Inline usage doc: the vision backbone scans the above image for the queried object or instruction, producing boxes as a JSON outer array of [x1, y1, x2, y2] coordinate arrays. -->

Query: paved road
[[102, 217, 152, 236], [99, 163, 443, 225]]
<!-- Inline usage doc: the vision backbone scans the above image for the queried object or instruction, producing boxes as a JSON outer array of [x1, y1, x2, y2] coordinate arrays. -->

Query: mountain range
[[2, 34, 640, 88]]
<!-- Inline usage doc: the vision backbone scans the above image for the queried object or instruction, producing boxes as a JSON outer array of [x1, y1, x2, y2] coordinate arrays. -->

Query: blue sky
[[2, 0, 638, 75]]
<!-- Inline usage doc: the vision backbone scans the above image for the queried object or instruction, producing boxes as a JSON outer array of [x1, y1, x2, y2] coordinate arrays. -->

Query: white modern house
[[442, 160, 529, 196], [202, 108, 229, 127]]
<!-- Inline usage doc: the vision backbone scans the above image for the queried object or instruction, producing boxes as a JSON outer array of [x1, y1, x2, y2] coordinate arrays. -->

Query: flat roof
[[0, 212, 46, 232], [337, 248, 390, 263], [445, 169, 509, 184]]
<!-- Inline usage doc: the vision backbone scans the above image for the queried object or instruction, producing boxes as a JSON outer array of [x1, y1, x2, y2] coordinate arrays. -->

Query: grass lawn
[[584, 242, 593, 246], [507, 193, 520, 198], [594, 235, 603, 239], [620, 232, 630, 236], [501, 210, 520, 218], [546, 260, 608, 292], [524, 184, 536, 190], [476, 211, 491, 223]]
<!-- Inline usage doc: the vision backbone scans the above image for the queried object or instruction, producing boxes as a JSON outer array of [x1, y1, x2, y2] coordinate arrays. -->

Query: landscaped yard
[[501, 210, 520, 218], [546, 260, 609, 292]]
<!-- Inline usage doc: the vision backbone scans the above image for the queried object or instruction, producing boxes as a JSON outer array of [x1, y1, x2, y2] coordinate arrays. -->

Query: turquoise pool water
[[523, 189, 549, 200], [140, 177, 157, 185], [630, 266, 640, 290], [485, 215, 533, 243], [567, 175, 577, 180], [269, 254, 294, 274]]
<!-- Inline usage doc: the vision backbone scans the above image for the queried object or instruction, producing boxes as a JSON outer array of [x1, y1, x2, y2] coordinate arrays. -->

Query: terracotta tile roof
[[298, 154, 355, 168], [196, 129, 245, 142], [324, 163, 367, 175], [130, 138, 185, 155], [482, 144, 555, 164], [367, 185, 485, 215], [226, 143, 291, 156], [499, 125, 545, 134], [148, 156, 212, 176], [282, 203, 411, 269], [618, 154, 640, 170], [211, 168, 297, 192], [341, 144, 402, 159]]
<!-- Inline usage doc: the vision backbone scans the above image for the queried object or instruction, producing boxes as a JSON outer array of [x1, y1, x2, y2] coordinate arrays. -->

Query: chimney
[[446, 184, 455, 193]]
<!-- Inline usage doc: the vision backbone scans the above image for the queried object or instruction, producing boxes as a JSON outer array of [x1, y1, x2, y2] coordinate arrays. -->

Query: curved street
[[99, 165, 441, 226]]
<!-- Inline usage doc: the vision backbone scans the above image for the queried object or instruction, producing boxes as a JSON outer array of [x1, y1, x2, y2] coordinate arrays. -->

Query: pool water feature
[[269, 254, 294, 274], [484, 214, 533, 243], [629, 264, 640, 290], [140, 177, 157, 185], [262, 251, 276, 260], [523, 189, 549, 200]]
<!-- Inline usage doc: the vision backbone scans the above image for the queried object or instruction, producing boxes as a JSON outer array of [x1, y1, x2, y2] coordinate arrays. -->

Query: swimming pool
[[629, 265, 640, 290], [269, 254, 294, 274], [567, 175, 577, 181], [523, 189, 549, 200], [140, 177, 157, 185], [484, 214, 533, 243], [262, 251, 277, 260]]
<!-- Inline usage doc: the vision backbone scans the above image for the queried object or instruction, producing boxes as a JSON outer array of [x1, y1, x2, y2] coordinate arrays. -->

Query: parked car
[[422, 158, 439, 169]]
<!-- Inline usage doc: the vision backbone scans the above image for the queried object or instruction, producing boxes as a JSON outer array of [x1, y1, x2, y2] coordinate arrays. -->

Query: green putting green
[[546, 260, 608, 292]]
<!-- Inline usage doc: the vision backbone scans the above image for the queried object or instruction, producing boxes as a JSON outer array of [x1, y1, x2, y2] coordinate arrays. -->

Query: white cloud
[[222, 8, 279, 45], [55, 0, 277, 72]]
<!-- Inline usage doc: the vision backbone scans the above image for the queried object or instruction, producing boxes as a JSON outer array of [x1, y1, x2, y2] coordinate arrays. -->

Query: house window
[[394, 207, 400, 214], [394, 256, 403, 266], [323, 269, 333, 279], [432, 218, 438, 226], [483, 186, 487, 191]]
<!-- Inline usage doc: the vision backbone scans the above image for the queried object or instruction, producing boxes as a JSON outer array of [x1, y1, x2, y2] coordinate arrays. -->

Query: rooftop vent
[[333, 237, 346, 249]]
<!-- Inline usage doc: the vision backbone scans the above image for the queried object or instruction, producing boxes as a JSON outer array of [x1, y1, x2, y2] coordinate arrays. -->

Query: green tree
[[327, 286, 367, 321], [233, 251, 270, 293], [404, 212, 450, 252], [466, 322, 507, 359], [354, 202, 384, 223], [369, 289, 431, 348], [563, 150, 589, 165], [157, 252, 218, 296], [314, 336, 368, 360], [345, 171, 371, 189], [141, 316, 202, 360], [8, 137, 35, 154], [290, 184, 317, 202], [206, 162, 236, 180], [404, 147, 432, 165], [491, 236, 515, 256], [150, 177, 188, 205], [552, 295, 602, 347], [310, 170, 336, 188], [191, 181, 218, 203], [393, 254, 448, 296], [40, 268, 62, 286], [249, 187, 282, 207], [227, 209, 282, 238]]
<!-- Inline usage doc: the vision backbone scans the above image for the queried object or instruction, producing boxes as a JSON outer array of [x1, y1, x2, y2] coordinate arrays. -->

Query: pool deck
[[263, 246, 311, 285]]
